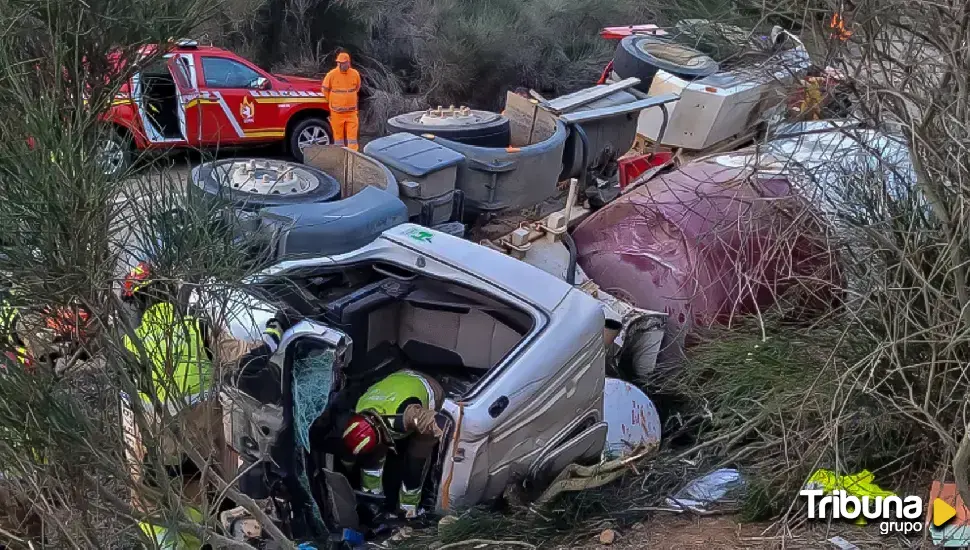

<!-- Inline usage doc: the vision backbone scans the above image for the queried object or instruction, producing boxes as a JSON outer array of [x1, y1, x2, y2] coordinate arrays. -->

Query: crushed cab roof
[[380, 224, 571, 312]]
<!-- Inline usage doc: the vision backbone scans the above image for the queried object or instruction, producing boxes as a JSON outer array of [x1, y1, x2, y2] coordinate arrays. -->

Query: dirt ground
[[557, 515, 915, 550]]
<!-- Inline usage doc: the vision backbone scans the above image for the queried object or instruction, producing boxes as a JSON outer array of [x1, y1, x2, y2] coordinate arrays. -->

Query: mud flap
[[321, 469, 360, 531], [603, 378, 661, 460]]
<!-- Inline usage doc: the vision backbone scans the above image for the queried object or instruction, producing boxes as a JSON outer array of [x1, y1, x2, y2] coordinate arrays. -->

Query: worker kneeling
[[341, 369, 444, 519]]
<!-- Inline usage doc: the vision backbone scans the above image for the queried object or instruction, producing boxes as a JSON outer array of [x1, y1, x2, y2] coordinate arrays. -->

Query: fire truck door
[[166, 54, 201, 145], [197, 56, 267, 145]]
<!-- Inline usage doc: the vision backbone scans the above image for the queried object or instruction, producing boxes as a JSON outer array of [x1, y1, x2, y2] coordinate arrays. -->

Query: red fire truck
[[97, 40, 332, 177]]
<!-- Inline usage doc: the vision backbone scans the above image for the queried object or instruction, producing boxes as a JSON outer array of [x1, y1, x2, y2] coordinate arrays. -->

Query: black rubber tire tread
[[288, 117, 334, 163], [613, 35, 719, 93], [387, 110, 511, 148], [189, 159, 341, 211]]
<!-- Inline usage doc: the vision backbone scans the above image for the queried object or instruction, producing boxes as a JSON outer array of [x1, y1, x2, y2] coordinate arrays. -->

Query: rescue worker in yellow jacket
[[321, 51, 361, 151], [120, 278, 278, 546], [341, 369, 445, 518]]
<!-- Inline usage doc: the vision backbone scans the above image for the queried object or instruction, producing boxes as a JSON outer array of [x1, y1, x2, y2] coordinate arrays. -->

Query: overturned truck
[[202, 223, 662, 544], [121, 24, 827, 544]]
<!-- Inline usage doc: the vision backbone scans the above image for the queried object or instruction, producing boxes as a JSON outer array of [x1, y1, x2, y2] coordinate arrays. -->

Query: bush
[[196, 0, 654, 134]]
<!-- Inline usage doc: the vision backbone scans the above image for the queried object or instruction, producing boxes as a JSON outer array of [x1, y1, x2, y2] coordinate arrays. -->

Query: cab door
[[166, 53, 202, 146], [272, 320, 352, 536], [196, 55, 271, 145]]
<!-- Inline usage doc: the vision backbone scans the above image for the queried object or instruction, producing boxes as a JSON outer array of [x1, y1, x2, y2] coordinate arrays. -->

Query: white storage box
[[631, 46, 810, 150]]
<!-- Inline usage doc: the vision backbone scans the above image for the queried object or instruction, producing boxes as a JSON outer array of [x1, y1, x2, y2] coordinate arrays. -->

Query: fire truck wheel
[[613, 35, 718, 93], [289, 118, 333, 163], [96, 131, 132, 179], [387, 108, 511, 148]]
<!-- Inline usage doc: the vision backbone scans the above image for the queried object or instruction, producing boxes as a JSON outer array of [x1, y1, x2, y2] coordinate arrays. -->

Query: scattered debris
[[437, 540, 536, 550], [533, 444, 658, 507], [665, 468, 745, 512], [803, 469, 895, 526], [599, 528, 617, 545], [804, 469, 894, 499], [438, 515, 459, 532], [927, 481, 970, 546], [388, 526, 413, 543], [827, 536, 859, 550]]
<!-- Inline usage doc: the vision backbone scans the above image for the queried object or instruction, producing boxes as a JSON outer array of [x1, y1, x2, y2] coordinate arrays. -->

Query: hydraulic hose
[[563, 122, 588, 288], [571, 122, 590, 190], [563, 231, 578, 286]]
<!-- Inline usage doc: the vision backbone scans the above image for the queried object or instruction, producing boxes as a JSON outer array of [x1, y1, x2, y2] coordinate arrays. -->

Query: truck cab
[[214, 223, 619, 538], [98, 41, 333, 177]]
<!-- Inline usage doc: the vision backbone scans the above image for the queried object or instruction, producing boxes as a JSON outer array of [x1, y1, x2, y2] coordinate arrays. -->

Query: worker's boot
[[399, 484, 423, 519], [360, 467, 385, 498]]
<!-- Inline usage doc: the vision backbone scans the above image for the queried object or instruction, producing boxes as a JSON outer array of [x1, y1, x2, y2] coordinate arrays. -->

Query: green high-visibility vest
[[355, 370, 435, 438], [123, 302, 211, 405], [0, 295, 21, 346]]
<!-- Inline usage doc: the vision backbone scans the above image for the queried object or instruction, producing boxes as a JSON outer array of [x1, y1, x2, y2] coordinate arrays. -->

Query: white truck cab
[[214, 223, 660, 537]]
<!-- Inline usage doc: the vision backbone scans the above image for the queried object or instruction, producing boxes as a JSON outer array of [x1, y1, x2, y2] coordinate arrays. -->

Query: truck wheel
[[96, 131, 132, 179], [387, 108, 511, 148], [613, 35, 718, 93], [289, 118, 333, 163], [189, 158, 341, 210]]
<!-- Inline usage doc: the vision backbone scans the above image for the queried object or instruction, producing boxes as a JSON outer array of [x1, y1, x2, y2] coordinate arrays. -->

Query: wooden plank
[[543, 77, 642, 114]]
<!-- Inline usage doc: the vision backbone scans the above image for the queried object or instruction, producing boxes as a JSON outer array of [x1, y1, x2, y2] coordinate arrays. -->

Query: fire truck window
[[201, 57, 261, 89], [174, 58, 192, 89]]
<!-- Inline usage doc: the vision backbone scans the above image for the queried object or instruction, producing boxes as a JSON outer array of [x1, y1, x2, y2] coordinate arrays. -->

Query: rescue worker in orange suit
[[321, 51, 361, 151]]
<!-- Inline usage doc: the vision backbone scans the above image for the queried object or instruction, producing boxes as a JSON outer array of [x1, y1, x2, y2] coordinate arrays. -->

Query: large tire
[[189, 158, 341, 210], [387, 109, 511, 148], [289, 117, 333, 163], [613, 35, 718, 93], [96, 130, 132, 179]]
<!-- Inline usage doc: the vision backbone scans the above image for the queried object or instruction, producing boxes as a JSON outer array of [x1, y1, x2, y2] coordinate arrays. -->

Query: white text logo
[[800, 489, 924, 535]]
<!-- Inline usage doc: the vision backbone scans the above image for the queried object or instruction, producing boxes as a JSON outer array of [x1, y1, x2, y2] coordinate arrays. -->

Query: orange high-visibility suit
[[322, 52, 361, 151]]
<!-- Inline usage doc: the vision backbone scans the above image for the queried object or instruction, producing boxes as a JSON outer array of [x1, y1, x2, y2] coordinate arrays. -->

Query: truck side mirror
[[251, 77, 270, 90]]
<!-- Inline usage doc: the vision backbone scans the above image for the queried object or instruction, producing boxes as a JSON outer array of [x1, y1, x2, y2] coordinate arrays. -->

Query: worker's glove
[[261, 311, 292, 353], [402, 404, 443, 439]]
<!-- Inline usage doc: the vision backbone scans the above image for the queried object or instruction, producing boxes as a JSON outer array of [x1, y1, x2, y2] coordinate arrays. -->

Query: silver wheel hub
[[297, 125, 330, 149], [638, 42, 709, 68], [418, 105, 492, 126], [216, 159, 320, 195], [97, 139, 124, 175]]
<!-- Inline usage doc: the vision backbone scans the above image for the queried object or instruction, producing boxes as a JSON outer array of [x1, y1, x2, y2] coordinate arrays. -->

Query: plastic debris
[[827, 536, 859, 550], [926, 481, 970, 546], [438, 515, 458, 532], [665, 468, 744, 512], [804, 469, 895, 525]]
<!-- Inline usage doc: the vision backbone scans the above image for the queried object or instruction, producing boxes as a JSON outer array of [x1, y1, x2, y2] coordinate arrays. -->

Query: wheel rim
[[638, 41, 710, 68], [218, 159, 321, 195], [417, 106, 498, 127], [297, 125, 330, 150], [97, 138, 124, 176]]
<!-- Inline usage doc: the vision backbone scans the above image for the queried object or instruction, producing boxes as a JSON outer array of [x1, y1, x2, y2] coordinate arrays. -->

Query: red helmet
[[342, 413, 383, 456], [122, 261, 152, 298], [42, 302, 92, 343]]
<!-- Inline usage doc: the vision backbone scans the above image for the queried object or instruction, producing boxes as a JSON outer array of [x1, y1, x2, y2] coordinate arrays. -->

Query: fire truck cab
[[98, 40, 333, 177]]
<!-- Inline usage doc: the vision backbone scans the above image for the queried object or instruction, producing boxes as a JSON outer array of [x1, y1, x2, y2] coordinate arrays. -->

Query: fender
[[281, 103, 331, 128], [99, 105, 151, 149]]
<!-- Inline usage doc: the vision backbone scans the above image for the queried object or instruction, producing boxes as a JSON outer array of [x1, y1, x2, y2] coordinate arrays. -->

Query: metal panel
[[542, 78, 642, 114], [558, 94, 679, 124]]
